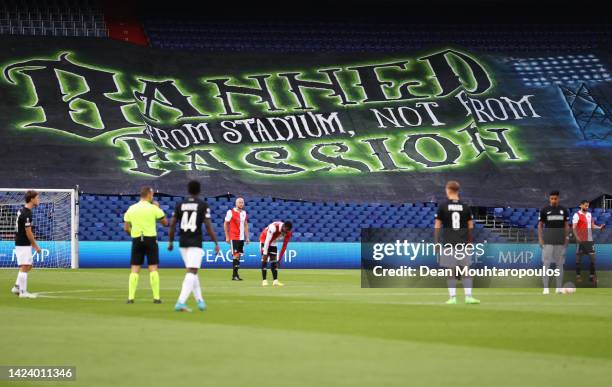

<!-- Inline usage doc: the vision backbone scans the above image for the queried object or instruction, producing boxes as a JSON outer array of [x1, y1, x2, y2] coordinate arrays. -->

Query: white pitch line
[[29, 287, 601, 306], [27, 288, 601, 306], [36, 287, 182, 295], [35, 294, 119, 301], [31, 296, 597, 307], [36, 289, 101, 295], [33, 288, 573, 297]]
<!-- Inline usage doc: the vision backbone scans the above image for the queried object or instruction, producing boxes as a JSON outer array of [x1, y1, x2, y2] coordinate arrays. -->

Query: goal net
[[0, 189, 78, 269]]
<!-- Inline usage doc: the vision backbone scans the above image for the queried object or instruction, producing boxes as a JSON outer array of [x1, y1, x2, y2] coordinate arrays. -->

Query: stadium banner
[[0, 37, 611, 206]]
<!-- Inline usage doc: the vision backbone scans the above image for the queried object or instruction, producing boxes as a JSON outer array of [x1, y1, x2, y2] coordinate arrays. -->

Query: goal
[[0, 188, 79, 269]]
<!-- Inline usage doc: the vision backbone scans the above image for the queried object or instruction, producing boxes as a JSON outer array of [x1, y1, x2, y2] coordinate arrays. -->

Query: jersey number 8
[[451, 212, 461, 230]]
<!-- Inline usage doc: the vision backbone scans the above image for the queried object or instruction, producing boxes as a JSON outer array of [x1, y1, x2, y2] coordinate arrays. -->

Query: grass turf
[[1, 268, 611, 387]]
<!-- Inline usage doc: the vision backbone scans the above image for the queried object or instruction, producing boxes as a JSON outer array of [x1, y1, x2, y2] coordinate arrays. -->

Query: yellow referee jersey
[[123, 200, 166, 238]]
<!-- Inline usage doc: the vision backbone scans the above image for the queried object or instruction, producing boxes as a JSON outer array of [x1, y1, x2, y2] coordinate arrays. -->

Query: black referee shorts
[[131, 237, 159, 266]]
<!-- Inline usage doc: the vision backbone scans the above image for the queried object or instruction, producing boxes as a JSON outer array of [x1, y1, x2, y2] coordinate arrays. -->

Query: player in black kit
[[434, 181, 480, 305], [11, 190, 42, 299], [168, 180, 220, 312], [538, 190, 569, 294]]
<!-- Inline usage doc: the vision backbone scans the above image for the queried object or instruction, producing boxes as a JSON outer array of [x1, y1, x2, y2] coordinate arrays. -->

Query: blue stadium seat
[[77, 194, 610, 243]]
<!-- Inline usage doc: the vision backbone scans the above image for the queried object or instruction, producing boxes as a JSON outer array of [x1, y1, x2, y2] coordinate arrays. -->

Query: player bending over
[[11, 190, 41, 299], [168, 180, 220, 312], [224, 197, 249, 281], [124, 187, 168, 304], [573, 200, 605, 285], [260, 221, 292, 287], [538, 191, 569, 294], [434, 181, 480, 305]]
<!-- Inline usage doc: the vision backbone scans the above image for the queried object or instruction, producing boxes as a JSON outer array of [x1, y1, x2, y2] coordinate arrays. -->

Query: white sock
[[15, 272, 20, 287], [178, 273, 195, 304], [447, 278, 457, 297], [192, 274, 203, 302], [18, 272, 28, 294], [462, 277, 473, 297], [542, 262, 550, 289], [555, 265, 564, 289]]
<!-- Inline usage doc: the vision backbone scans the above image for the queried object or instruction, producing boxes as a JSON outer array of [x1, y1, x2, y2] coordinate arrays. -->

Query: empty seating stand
[[490, 206, 612, 242], [0, 0, 106, 37], [77, 194, 612, 243], [142, 20, 611, 53], [78, 194, 439, 242]]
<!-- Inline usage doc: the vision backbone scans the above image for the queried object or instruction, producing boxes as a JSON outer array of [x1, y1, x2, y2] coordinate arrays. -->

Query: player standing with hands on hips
[[538, 190, 569, 294], [123, 187, 168, 304], [11, 190, 41, 299], [168, 181, 220, 312], [224, 197, 249, 281]]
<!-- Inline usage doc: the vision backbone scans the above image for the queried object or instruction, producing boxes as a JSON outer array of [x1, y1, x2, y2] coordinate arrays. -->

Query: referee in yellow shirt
[[123, 186, 168, 304]]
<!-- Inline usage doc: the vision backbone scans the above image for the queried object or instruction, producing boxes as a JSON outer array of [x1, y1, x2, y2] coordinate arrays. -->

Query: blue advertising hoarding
[[76, 242, 360, 269], [2, 241, 612, 270]]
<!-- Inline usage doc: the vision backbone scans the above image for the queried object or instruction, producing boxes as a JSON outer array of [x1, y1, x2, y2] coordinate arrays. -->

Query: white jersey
[[572, 211, 593, 241], [259, 221, 292, 257], [225, 208, 248, 240]]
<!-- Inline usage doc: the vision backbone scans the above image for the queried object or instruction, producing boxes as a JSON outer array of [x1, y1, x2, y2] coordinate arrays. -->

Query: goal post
[[0, 188, 79, 269]]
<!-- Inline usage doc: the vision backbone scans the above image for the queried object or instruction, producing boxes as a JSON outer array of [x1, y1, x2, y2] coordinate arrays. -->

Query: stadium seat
[[75, 194, 611, 244]]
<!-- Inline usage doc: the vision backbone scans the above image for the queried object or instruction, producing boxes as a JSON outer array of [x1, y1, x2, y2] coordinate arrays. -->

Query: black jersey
[[172, 197, 211, 248], [539, 205, 568, 245], [435, 199, 473, 244], [15, 206, 33, 246]]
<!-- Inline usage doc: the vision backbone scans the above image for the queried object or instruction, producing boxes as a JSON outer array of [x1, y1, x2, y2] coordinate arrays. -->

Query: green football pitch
[[1, 269, 611, 387]]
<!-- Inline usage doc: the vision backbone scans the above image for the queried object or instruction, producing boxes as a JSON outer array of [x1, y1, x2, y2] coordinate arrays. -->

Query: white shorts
[[180, 247, 204, 269], [14, 246, 33, 266]]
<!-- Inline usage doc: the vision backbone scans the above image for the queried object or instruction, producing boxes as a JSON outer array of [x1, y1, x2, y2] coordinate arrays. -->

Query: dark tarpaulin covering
[[0, 36, 610, 207]]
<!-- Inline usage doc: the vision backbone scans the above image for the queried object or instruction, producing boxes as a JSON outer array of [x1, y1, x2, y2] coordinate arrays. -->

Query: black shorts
[[231, 240, 245, 255], [577, 241, 595, 255], [131, 237, 159, 266], [260, 242, 278, 259]]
